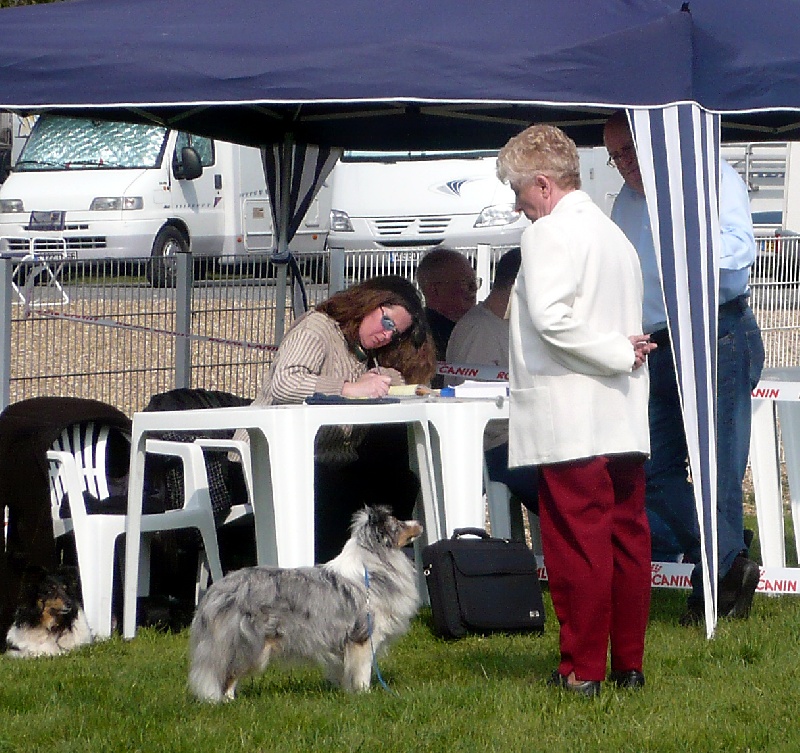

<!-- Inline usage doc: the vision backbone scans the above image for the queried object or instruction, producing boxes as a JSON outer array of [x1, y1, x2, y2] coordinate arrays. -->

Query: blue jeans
[[645, 300, 764, 601]]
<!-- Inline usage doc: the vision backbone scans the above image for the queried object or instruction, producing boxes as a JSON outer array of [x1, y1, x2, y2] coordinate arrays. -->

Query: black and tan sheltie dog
[[5, 565, 92, 657], [188, 505, 422, 702]]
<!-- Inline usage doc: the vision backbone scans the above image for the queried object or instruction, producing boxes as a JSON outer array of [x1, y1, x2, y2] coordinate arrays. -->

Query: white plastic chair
[[193, 437, 254, 527], [483, 458, 542, 555], [47, 422, 224, 639]]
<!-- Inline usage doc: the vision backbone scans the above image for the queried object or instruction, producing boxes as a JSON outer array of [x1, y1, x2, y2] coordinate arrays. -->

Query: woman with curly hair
[[237, 275, 437, 561]]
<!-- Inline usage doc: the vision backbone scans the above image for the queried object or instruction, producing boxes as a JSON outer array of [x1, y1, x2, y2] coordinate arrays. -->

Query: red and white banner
[[751, 381, 800, 401], [436, 362, 508, 381], [535, 558, 800, 595]]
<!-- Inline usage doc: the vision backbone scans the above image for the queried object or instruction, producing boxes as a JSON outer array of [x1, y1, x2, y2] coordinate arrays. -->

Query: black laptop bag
[[422, 528, 545, 639]]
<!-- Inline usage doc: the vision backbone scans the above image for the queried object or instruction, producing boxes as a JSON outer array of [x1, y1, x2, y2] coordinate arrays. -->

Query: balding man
[[416, 247, 480, 364]]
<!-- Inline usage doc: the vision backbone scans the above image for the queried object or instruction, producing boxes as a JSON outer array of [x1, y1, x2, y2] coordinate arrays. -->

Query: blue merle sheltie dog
[[188, 505, 422, 702]]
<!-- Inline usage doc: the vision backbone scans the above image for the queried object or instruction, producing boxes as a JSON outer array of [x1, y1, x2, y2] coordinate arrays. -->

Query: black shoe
[[679, 554, 760, 625], [547, 670, 601, 698], [609, 670, 645, 689], [718, 554, 760, 619]]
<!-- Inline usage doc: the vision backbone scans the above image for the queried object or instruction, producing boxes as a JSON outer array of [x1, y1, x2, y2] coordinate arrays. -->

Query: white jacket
[[508, 190, 650, 466]]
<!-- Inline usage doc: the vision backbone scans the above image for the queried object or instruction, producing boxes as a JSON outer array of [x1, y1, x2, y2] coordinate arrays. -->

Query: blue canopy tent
[[2, 0, 800, 636]]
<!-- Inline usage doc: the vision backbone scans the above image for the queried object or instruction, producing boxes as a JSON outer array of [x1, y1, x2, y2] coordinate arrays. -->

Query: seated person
[[417, 247, 480, 387], [235, 276, 437, 562], [445, 248, 538, 514]]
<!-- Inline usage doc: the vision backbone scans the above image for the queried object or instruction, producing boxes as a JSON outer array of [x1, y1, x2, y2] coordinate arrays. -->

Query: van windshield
[[342, 150, 498, 163], [15, 115, 168, 171]]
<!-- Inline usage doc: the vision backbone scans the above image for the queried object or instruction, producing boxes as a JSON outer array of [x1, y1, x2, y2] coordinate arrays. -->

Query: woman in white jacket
[[497, 125, 656, 697]]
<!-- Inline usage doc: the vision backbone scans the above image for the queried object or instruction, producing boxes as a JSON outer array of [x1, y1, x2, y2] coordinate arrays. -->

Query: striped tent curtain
[[261, 138, 341, 334], [629, 103, 722, 637], [261, 137, 341, 261]]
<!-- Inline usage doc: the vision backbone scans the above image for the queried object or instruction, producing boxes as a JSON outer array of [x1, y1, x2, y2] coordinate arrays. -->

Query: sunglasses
[[379, 306, 398, 337]]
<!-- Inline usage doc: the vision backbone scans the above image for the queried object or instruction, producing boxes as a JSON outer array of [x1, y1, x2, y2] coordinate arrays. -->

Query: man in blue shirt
[[604, 112, 765, 625]]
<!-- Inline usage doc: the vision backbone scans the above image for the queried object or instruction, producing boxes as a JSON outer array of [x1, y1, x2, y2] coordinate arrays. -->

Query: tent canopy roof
[[2, 0, 799, 148]]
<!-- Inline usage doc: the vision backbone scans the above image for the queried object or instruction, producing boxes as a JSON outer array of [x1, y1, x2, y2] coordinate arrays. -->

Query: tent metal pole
[[274, 133, 294, 344], [0, 257, 11, 411]]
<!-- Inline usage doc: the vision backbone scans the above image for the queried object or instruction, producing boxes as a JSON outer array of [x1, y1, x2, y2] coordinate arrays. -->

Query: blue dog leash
[[364, 567, 399, 696]]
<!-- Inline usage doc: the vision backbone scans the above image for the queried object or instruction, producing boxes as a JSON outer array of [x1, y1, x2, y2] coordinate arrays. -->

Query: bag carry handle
[[451, 527, 491, 540]]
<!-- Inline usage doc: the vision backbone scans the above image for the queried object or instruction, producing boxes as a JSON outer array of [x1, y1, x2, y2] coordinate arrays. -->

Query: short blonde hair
[[497, 124, 581, 191]]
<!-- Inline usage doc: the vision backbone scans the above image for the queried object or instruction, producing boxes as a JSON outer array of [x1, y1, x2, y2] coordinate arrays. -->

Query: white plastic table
[[122, 396, 508, 638]]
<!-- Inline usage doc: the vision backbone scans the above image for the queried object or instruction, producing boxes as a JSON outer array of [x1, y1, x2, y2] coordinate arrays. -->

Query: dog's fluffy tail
[[188, 590, 267, 703]]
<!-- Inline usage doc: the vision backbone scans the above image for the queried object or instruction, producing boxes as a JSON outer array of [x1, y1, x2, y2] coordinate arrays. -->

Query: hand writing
[[341, 371, 393, 398]]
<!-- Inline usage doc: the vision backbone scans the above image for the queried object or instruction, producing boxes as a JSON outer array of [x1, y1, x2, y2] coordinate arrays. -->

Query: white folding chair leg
[[193, 516, 224, 585], [74, 533, 119, 639], [144, 439, 224, 586]]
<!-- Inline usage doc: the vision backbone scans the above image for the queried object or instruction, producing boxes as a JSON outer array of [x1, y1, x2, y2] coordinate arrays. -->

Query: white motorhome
[[0, 114, 330, 285], [326, 147, 624, 260], [327, 150, 531, 253]]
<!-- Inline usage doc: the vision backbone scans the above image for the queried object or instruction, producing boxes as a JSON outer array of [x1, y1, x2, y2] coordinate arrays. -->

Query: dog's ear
[[14, 566, 49, 624], [365, 505, 392, 526], [56, 566, 84, 601]]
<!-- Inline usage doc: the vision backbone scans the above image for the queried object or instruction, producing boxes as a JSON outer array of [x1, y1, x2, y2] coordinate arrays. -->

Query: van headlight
[[330, 209, 354, 232], [0, 199, 25, 213], [474, 204, 520, 228], [89, 196, 144, 211]]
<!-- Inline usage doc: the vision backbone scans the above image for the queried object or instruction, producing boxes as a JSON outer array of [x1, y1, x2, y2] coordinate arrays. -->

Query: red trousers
[[538, 454, 651, 682]]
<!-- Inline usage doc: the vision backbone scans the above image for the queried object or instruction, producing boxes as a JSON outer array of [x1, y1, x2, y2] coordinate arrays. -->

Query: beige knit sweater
[[234, 311, 369, 465]]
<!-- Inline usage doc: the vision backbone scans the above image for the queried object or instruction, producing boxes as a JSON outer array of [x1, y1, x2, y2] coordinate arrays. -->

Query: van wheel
[[146, 226, 187, 288]]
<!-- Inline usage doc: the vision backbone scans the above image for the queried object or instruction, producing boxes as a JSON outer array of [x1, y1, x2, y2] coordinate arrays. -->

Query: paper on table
[[388, 384, 437, 396], [388, 384, 419, 396], [453, 380, 509, 398]]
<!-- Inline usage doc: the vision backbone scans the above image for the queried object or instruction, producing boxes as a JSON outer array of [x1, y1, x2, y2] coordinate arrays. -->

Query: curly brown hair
[[316, 276, 438, 384]]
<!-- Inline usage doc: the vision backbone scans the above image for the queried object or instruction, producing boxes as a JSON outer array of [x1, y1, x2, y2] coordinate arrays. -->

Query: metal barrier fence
[[0, 245, 510, 416], [750, 235, 800, 368], [1, 240, 797, 417]]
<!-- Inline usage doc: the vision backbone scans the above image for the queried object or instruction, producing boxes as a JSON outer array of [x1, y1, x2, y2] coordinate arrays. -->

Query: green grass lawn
[[2, 586, 799, 753]]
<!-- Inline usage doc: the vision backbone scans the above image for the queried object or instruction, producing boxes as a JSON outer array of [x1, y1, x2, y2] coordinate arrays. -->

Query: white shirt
[[446, 301, 509, 450]]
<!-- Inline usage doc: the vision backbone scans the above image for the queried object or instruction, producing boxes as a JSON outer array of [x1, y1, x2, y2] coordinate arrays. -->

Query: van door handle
[[214, 174, 222, 190]]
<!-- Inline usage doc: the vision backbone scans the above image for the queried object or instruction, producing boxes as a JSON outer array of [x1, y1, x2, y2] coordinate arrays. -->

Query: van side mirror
[[173, 146, 203, 181]]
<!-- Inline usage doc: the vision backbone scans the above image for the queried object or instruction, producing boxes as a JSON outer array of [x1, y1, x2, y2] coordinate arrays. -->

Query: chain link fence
[[0, 246, 515, 415], [1, 240, 797, 417]]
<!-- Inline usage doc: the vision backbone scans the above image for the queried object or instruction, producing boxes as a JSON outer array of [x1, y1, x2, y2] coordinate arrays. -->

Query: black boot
[[679, 553, 760, 625], [718, 553, 760, 619]]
